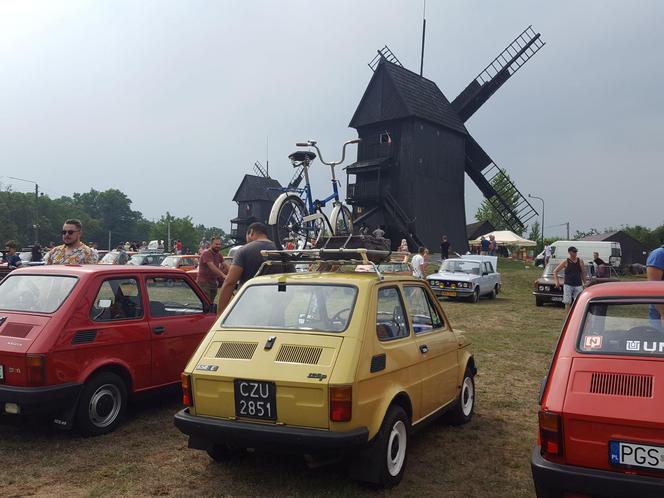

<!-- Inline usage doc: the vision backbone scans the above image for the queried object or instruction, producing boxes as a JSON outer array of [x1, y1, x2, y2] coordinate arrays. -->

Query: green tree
[[474, 171, 525, 236], [150, 213, 199, 253], [527, 220, 542, 252]]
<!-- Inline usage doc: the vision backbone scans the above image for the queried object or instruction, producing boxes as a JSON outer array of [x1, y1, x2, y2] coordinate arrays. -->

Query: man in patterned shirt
[[45, 219, 98, 265]]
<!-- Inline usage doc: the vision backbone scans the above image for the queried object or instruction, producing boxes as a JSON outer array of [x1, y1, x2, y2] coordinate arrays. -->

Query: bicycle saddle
[[288, 151, 316, 165]]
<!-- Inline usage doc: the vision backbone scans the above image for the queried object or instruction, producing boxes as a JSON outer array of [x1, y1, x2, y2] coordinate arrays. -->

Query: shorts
[[198, 282, 218, 302], [563, 284, 583, 305]]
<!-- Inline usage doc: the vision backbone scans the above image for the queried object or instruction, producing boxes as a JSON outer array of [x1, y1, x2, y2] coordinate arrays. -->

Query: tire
[[207, 443, 241, 462], [488, 285, 497, 299], [535, 297, 544, 307], [330, 204, 353, 236], [271, 195, 308, 250], [469, 288, 480, 303], [76, 371, 127, 436], [448, 368, 475, 426], [358, 405, 410, 488]]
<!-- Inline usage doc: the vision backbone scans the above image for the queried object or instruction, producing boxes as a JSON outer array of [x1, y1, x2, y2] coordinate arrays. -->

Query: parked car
[[161, 255, 200, 272], [549, 240, 622, 267], [427, 255, 501, 303], [99, 250, 136, 265], [532, 261, 619, 307], [0, 265, 217, 435], [174, 254, 476, 488], [127, 252, 168, 266], [531, 281, 664, 497]]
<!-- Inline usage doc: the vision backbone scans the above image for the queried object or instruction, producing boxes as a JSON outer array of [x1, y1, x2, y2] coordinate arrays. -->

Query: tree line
[[0, 187, 232, 253]]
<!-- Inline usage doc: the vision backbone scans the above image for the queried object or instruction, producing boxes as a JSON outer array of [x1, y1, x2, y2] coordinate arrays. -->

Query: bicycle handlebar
[[296, 139, 361, 166]]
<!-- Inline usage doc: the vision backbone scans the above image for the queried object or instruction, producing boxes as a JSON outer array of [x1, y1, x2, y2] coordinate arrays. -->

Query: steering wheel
[[330, 307, 351, 323]]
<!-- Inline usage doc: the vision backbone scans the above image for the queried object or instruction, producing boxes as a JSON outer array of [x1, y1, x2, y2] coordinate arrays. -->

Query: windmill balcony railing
[[347, 181, 380, 203]]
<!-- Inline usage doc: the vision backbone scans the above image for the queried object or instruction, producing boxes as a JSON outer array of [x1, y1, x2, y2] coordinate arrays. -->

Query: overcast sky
[[1, 0, 662, 238]]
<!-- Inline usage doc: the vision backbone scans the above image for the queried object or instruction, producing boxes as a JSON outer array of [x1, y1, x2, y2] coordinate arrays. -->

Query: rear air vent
[[72, 330, 97, 345], [275, 345, 323, 365], [215, 342, 258, 360], [590, 372, 653, 398], [0, 323, 33, 338]]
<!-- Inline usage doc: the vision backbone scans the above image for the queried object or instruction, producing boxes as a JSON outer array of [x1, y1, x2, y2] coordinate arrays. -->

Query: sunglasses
[[61, 230, 80, 235]]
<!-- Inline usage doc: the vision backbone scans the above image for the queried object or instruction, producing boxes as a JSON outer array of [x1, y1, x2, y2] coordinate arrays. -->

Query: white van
[[550, 240, 621, 267]]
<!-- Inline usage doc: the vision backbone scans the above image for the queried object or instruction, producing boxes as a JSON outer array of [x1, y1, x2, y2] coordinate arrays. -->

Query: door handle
[[153, 326, 165, 335], [419, 344, 429, 354]]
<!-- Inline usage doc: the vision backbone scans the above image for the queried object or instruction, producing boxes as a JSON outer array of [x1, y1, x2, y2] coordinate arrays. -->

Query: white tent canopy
[[469, 230, 537, 247]]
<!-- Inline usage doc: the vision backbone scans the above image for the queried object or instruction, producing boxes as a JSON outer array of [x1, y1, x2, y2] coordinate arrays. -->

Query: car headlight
[[538, 285, 544, 291]]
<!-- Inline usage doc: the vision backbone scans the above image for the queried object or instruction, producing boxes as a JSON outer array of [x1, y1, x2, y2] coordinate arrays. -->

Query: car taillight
[[181, 373, 193, 407], [26, 354, 47, 386], [330, 385, 352, 422], [539, 410, 563, 457]]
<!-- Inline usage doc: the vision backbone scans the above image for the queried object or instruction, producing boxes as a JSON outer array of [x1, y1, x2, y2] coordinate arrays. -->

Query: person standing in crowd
[[218, 222, 276, 314], [440, 235, 450, 260], [4, 241, 22, 269], [45, 219, 98, 264], [411, 247, 426, 279], [90, 242, 99, 262], [398, 239, 409, 262], [488, 235, 497, 256], [31, 244, 43, 263], [197, 237, 228, 302], [646, 243, 664, 329], [175, 239, 183, 255], [116, 244, 129, 264], [544, 243, 552, 265], [553, 246, 587, 312], [480, 236, 490, 255]]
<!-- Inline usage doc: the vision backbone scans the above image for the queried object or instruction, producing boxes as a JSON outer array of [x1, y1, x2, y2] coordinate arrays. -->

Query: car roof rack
[[256, 248, 392, 280]]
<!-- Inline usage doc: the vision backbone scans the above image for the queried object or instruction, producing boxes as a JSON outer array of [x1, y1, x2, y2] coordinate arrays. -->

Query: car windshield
[[440, 260, 480, 275], [161, 256, 178, 267], [127, 255, 144, 265], [0, 275, 77, 313], [222, 284, 357, 333], [543, 263, 562, 277], [579, 301, 664, 356], [100, 252, 119, 264]]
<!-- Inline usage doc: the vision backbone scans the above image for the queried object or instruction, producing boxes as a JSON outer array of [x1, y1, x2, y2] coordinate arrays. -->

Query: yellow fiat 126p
[[174, 249, 476, 488]]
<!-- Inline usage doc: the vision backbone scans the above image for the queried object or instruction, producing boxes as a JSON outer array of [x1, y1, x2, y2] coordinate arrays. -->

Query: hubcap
[[89, 383, 122, 428], [461, 377, 474, 416], [386, 420, 407, 476]]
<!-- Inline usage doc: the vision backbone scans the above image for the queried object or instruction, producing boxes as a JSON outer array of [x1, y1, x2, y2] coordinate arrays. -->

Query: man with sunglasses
[[45, 219, 98, 265]]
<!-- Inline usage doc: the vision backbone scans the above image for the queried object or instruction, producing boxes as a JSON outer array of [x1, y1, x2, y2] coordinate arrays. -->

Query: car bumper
[[532, 291, 563, 302], [531, 447, 664, 498], [429, 285, 474, 297], [0, 383, 82, 415], [174, 408, 369, 453]]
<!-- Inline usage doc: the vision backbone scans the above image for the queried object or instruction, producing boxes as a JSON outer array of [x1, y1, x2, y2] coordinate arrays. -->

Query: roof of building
[[349, 60, 468, 135], [579, 231, 643, 245], [232, 174, 282, 202], [466, 220, 495, 239]]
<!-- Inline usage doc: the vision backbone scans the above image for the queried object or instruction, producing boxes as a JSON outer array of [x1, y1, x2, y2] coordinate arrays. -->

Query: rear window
[[579, 301, 664, 356], [222, 284, 357, 333], [0, 275, 77, 313]]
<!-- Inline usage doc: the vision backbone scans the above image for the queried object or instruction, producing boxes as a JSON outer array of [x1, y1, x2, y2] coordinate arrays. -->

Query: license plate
[[442, 291, 457, 297], [234, 379, 276, 420], [610, 440, 664, 470], [551, 296, 563, 302]]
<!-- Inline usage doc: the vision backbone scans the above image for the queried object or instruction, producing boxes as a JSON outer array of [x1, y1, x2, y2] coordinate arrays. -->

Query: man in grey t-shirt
[[217, 222, 276, 314]]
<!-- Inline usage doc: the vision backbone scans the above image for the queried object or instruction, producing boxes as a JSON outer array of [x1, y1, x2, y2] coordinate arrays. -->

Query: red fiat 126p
[[0, 265, 217, 435], [532, 281, 664, 497]]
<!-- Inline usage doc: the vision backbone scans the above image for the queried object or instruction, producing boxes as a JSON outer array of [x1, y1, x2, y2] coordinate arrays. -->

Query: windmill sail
[[452, 26, 545, 122]]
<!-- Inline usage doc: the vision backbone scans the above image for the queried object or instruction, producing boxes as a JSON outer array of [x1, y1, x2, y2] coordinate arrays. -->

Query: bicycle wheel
[[331, 204, 354, 236], [272, 196, 311, 250]]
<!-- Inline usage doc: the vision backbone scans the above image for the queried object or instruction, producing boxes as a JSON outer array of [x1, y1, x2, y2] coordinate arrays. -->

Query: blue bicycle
[[269, 139, 359, 249]]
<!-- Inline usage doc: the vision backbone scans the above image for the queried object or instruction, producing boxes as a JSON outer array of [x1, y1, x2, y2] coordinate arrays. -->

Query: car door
[[87, 276, 152, 390], [403, 284, 460, 416], [145, 275, 216, 386]]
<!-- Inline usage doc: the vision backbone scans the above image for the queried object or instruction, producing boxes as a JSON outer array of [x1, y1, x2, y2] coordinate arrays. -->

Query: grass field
[[1, 260, 571, 497]]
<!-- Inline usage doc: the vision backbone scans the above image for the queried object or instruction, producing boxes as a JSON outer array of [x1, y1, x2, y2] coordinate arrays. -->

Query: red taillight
[[26, 354, 46, 386], [329, 386, 352, 422], [539, 410, 563, 457], [181, 373, 193, 407]]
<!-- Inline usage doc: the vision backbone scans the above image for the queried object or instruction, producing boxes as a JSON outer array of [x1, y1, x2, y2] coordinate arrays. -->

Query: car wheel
[[488, 285, 497, 299], [469, 288, 480, 303], [447, 368, 475, 426], [535, 297, 544, 307], [375, 405, 410, 488], [76, 372, 127, 436]]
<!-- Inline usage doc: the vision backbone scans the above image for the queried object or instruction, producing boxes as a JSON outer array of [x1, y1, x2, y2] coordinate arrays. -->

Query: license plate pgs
[[610, 440, 664, 470], [234, 379, 276, 421]]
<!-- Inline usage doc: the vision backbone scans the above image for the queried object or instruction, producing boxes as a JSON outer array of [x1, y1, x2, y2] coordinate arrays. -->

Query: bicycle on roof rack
[[268, 139, 360, 250]]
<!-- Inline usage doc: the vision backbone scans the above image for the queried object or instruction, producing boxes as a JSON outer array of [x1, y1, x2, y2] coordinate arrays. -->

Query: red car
[[532, 281, 664, 497], [0, 265, 217, 435]]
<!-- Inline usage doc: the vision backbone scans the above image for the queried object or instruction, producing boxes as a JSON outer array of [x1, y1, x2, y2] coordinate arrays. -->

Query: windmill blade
[[452, 26, 545, 122], [465, 145, 538, 233]]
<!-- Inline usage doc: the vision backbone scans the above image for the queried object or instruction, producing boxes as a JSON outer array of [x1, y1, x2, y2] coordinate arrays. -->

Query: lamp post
[[528, 194, 544, 249], [8, 176, 39, 245]]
